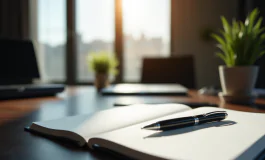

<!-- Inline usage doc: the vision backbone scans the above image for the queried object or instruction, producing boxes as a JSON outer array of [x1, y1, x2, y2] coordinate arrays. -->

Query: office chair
[[141, 56, 195, 88]]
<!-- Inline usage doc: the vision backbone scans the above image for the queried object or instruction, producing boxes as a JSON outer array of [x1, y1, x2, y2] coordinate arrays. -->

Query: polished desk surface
[[0, 86, 265, 160]]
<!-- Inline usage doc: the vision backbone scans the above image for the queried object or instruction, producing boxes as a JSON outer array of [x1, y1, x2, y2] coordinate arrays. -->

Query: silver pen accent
[[193, 116, 199, 125], [141, 123, 160, 130]]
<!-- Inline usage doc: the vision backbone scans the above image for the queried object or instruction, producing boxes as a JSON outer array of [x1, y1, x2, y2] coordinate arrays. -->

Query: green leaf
[[246, 8, 259, 33], [221, 16, 231, 34], [254, 17, 263, 31], [211, 34, 225, 45], [216, 52, 230, 66], [261, 33, 265, 40], [220, 30, 232, 43], [232, 19, 239, 39], [249, 40, 263, 64], [259, 50, 265, 57]]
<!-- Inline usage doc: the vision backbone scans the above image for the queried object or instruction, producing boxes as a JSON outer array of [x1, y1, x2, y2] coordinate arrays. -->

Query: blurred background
[[0, 0, 264, 89]]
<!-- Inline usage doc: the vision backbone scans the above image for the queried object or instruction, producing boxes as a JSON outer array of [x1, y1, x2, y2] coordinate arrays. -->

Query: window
[[76, 0, 115, 82], [37, 0, 66, 81], [122, 0, 170, 82], [35, 0, 171, 83]]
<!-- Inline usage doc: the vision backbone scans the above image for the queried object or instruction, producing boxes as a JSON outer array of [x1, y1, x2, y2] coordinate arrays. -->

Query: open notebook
[[26, 104, 265, 160]]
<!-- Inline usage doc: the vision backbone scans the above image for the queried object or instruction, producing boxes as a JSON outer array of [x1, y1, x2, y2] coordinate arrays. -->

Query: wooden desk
[[0, 86, 264, 160]]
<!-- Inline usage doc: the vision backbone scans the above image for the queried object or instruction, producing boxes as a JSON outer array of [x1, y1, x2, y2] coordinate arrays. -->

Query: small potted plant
[[212, 9, 265, 100], [87, 51, 118, 91]]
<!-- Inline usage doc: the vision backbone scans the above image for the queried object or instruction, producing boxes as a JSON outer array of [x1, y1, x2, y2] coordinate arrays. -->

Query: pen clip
[[204, 111, 227, 117]]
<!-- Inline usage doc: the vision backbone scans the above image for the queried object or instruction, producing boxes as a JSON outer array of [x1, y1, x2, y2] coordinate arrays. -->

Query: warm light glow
[[122, 0, 140, 35], [122, 0, 169, 40], [122, 0, 170, 81]]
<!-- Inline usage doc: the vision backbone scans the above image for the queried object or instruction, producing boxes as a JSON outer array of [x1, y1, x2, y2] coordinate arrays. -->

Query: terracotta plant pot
[[219, 66, 259, 96], [94, 73, 109, 91]]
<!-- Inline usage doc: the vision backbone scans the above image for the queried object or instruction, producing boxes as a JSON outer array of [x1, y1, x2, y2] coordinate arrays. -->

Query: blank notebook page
[[92, 107, 265, 160], [33, 104, 191, 140]]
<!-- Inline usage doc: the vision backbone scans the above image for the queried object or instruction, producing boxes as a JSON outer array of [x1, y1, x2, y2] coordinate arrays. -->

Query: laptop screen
[[0, 39, 40, 84]]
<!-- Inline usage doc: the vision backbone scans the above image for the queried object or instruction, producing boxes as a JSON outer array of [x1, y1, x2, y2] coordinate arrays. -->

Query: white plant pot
[[219, 66, 259, 96]]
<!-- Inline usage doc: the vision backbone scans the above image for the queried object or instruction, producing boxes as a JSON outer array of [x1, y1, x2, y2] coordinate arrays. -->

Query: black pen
[[142, 111, 228, 131]]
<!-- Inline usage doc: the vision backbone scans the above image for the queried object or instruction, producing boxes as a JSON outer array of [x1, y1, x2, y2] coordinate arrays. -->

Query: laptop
[[101, 83, 188, 96], [0, 39, 65, 99]]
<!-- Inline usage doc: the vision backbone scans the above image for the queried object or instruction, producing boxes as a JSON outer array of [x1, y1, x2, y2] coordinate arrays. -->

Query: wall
[[171, 0, 238, 88]]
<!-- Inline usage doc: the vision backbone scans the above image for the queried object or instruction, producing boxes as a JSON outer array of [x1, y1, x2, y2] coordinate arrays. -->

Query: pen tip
[[141, 124, 159, 130]]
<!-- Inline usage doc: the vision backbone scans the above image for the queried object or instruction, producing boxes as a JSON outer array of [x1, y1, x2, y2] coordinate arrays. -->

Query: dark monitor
[[0, 39, 40, 85]]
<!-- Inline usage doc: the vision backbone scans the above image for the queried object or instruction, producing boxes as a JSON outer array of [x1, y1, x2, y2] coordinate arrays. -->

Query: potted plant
[[87, 51, 118, 91], [212, 9, 265, 99]]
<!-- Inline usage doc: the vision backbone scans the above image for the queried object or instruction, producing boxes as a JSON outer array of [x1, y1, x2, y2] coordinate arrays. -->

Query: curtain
[[0, 0, 30, 40]]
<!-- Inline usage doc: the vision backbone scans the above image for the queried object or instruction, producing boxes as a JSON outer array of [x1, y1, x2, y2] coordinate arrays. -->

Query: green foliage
[[87, 51, 119, 75], [212, 8, 265, 66]]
